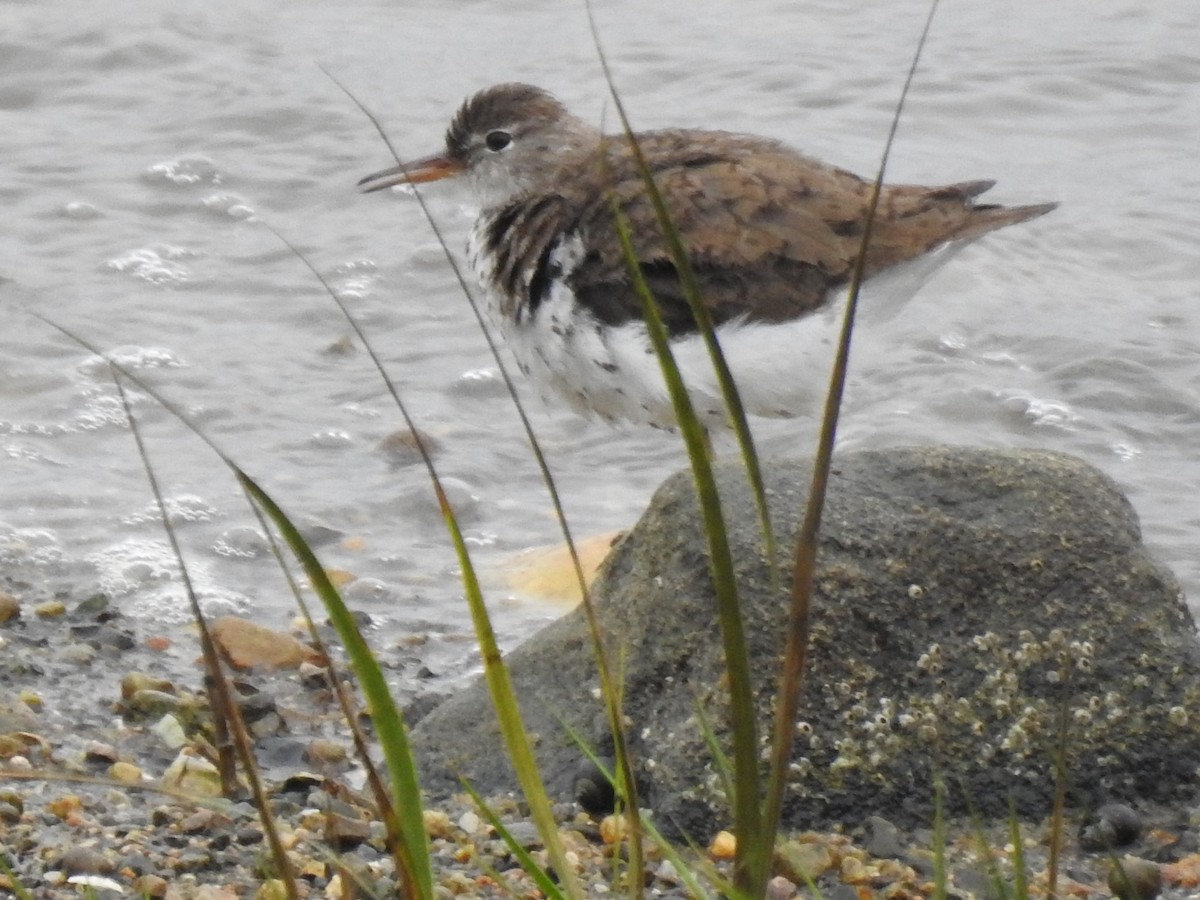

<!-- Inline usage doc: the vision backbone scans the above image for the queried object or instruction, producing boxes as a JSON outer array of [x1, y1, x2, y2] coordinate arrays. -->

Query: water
[[3, 0, 1198, 680]]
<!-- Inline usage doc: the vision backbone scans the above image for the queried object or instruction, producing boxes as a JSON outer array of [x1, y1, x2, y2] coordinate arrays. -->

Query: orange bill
[[357, 153, 465, 193]]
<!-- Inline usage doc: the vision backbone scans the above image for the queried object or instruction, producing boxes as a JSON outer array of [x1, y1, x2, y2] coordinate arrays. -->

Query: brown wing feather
[[565, 131, 863, 334], [494, 129, 1054, 337]]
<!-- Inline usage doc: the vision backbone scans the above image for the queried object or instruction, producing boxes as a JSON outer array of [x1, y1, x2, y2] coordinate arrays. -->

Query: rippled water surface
[[3, 0, 1198, 678]]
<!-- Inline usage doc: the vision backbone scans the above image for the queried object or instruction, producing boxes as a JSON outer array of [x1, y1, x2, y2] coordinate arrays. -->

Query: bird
[[358, 83, 1056, 429]]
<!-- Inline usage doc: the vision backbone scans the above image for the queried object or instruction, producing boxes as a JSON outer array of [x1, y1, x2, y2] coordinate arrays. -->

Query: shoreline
[[0, 590, 1195, 898]]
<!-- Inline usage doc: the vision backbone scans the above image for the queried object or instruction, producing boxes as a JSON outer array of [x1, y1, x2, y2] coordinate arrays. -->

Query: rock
[[710, 830, 736, 859], [0, 592, 20, 624], [135, 874, 169, 898], [33, 600, 66, 619], [109, 761, 144, 784], [324, 811, 372, 850], [1080, 802, 1142, 850], [573, 757, 616, 817], [304, 738, 348, 766], [59, 845, 113, 875], [1109, 856, 1162, 900], [774, 840, 834, 882], [862, 815, 906, 859], [422, 809, 453, 839], [502, 531, 622, 607], [121, 672, 176, 699], [161, 750, 223, 797], [408, 448, 1200, 837], [504, 820, 542, 849], [377, 428, 441, 465], [151, 713, 187, 749], [210, 616, 324, 670]]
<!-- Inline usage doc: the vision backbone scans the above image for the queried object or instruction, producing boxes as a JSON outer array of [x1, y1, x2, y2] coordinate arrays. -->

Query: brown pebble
[[424, 809, 454, 839], [767, 875, 799, 900], [59, 845, 113, 875], [0, 592, 20, 623], [109, 761, 143, 784], [47, 794, 84, 821], [305, 737, 348, 765], [1109, 856, 1162, 900], [325, 811, 372, 850], [211, 616, 325, 670], [599, 814, 627, 845], [84, 741, 119, 763], [33, 600, 66, 619], [120, 672, 176, 700], [378, 428, 441, 464], [135, 874, 168, 898], [710, 830, 737, 859], [180, 809, 224, 833], [774, 839, 834, 883]]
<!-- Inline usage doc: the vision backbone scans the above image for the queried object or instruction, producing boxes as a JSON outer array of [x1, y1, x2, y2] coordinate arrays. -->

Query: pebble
[[5, 574, 1200, 900], [862, 815, 907, 859], [0, 592, 20, 623], [59, 845, 113, 875], [775, 839, 834, 882], [305, 737, 348, 765], [33, 600, 66, 618], [710, 830, 737, 859], [211, 615, 324, 670], [1108, 856, 1162, 900], [109, 761, 144, 784], [151, 713, 187, 749], [1080, 802, 1142, 850]]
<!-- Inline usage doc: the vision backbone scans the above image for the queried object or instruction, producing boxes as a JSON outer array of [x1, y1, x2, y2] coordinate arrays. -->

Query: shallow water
[[3, 0, 1198, 680]]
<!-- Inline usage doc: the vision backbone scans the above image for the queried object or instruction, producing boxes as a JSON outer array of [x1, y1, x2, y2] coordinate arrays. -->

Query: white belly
[[467, 223, 952, 429], [490, 275, 848, 429]]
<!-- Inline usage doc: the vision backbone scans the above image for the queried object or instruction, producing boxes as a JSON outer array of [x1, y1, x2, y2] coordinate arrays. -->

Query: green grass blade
[[1046, 664, 1073, 900], [762, 0, 943, 862], [110, 372, 301, 900], [460, 779, 568, 900], [560, 726, 719, 900], [1009, 801, 1029, 900], [606, 193, 765, 892], [932, 775, 948, 900], [445, 510, 585, 900], [259, 222, 582, 900], [304, 79, 648, 887], [0, 854, 35, 900], [244, 498, 406, 869], [584, 3, 778, 585], [693, 695, 736, 817], [235, 471, 434, 900]]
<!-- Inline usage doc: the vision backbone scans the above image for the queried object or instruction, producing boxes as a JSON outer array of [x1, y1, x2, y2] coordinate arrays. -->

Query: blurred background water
[[2, 0, 1197, 682]]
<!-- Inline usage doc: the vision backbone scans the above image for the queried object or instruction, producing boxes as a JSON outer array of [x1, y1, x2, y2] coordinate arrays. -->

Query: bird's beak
[[357, 153, 465, 193]]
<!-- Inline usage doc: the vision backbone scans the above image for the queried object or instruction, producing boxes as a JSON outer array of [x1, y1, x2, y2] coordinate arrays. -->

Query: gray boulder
[[410, 447, 1200, 838]]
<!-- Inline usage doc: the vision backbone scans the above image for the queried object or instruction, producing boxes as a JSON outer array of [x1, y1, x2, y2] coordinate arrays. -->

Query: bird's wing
[[562, 131, 869, 335]]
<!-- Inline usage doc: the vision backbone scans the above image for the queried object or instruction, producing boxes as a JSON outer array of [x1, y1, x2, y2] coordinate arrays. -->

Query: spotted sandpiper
[[359, 83, 1056, 428]]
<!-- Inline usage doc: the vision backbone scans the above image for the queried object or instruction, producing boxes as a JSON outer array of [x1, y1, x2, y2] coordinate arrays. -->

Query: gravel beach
[[3, 586, 1200, 899]]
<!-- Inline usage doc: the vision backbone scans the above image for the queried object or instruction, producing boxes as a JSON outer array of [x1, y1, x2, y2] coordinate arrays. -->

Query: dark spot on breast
[[528, 239, 561, 314], [485, 205, 524, 255]]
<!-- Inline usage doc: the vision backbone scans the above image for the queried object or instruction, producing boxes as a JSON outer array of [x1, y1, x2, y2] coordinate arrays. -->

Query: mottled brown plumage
[[359, 84, 1056, 426]]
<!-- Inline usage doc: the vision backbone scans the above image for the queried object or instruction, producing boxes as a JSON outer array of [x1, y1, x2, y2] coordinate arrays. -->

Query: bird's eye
[[484, 130, 513, 152]]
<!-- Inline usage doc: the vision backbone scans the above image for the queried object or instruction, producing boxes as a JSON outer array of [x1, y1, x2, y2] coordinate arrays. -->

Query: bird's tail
[[949, 180, 1058, 242]]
